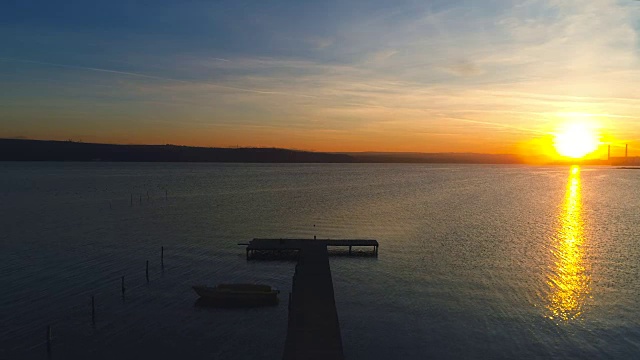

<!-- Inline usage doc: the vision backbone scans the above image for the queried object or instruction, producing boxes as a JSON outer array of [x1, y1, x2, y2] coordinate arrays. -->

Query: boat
[[192, 284, 279, 307]]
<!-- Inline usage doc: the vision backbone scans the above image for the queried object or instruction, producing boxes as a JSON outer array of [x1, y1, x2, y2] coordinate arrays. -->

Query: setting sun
[[553, 123, 600, 159]]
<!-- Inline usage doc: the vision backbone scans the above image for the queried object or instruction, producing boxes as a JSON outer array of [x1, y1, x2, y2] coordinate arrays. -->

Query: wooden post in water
[[91, 296, 96, 323], [130, 194, 133, 207], [121, 276, 126, 298], [46, 325, 52, 355], [146, 261, 149, 283], [165, 190, 168, 201], [161, 246, 164, 267], [139, 195, 142, 204], [147, 191, 150, 201], [349, 246, 352, 256]]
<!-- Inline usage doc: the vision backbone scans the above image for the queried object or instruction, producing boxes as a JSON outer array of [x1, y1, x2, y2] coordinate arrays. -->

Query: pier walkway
[[283, 242, 344, 360]]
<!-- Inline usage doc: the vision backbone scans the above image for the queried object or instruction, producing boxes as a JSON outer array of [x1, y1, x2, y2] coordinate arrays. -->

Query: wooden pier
[[241, 238, 379, 359], [244, 238, 379, 260]]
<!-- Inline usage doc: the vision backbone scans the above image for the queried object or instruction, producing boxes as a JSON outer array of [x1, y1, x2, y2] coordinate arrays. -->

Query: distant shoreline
[[0, 138, 613, 165], [0, 139, 353, 163]]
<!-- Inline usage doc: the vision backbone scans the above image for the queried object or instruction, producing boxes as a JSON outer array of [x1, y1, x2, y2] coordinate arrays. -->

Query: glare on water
[[547, 166, 591, 321]]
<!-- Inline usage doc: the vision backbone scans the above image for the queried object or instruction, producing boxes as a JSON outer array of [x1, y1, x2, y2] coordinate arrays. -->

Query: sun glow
[[553, 122, 600, 159]]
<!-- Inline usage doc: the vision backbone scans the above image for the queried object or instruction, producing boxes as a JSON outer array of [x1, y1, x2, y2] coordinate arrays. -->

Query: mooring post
[[146, 260, 149, 282], [121, 276, 125, 297], [46, 325, 52, 355], [91, 296, 96, 324]]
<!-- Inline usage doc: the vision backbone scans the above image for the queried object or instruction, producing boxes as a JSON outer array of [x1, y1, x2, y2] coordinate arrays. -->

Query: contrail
[[1, 57, 181, 82], [443, 116, 550, 136], [0, 57, 314, 97]]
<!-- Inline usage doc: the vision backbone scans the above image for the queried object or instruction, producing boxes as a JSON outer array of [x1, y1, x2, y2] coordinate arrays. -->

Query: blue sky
[[2, 0, 640, 155]]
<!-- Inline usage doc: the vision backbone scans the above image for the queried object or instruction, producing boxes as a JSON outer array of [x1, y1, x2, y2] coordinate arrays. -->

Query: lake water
[[1, 163, 639, 359]]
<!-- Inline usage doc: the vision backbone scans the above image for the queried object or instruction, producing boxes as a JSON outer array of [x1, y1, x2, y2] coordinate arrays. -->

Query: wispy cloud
[[306, 37, 334, 50], [441, 60, 483, 77]]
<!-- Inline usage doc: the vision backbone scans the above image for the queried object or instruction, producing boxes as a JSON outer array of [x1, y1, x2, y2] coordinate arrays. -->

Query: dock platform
[[244, 238, 379, 260]]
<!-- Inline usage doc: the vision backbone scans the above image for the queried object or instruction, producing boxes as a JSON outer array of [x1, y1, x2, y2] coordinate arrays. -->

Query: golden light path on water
[[547, 166, 591, 321]]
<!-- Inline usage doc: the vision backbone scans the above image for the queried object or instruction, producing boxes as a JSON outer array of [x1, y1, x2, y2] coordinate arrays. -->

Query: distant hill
[[0, 139, 354, 163], [346, 152, 523, 164]]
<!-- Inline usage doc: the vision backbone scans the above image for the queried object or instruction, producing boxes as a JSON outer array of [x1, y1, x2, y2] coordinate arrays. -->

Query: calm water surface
[[1, 163, 639, 359]]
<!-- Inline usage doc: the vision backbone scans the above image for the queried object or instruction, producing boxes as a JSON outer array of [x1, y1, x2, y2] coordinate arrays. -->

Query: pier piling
[[91, 296, 95, 325], [46, 325, 52, 355]]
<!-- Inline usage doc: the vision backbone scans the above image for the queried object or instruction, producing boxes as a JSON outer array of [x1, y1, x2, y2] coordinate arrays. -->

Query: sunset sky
[[2, 0, 640, 157]]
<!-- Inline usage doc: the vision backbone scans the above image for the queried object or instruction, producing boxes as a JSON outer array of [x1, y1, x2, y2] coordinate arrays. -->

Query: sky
[[2, 0, 640, 157]]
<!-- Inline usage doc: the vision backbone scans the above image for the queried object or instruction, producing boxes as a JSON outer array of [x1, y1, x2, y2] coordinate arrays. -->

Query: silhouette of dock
[[244, 238, 379, 260], [242, 238, 379, 359]]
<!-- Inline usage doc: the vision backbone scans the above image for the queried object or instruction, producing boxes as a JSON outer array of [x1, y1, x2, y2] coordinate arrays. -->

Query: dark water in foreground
[[1, 163, 639, 359]]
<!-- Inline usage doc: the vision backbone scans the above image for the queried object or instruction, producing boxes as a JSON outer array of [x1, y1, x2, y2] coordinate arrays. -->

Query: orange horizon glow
[[6, 130, 628, 159], [11, 113, 631, 162]]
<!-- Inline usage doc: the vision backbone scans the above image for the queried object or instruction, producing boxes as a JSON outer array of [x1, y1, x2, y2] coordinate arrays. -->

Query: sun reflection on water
[[547, 165, 591, 321]]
